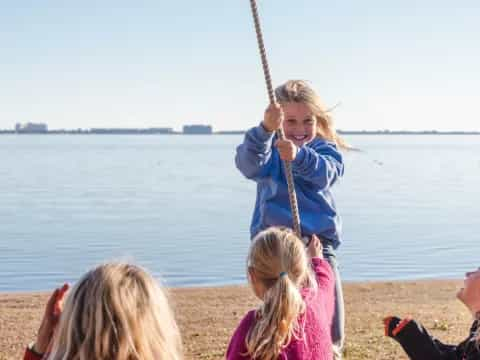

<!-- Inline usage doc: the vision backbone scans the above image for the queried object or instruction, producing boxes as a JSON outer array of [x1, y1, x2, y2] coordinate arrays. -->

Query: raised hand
[[383, 316, 412, 337], [307, 235, 323, 259], [34, 283, 69, 354], [262, 102, 283, 133]]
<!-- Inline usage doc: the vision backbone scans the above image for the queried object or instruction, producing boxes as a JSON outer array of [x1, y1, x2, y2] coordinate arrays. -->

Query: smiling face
[[281, 101, 317, 147], [457, 268, 480, 313]]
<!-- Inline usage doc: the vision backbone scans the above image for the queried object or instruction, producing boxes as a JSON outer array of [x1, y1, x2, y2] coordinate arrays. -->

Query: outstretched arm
[[307, 235, 334, 292], [384, 317, 457, 360], [24, 284, 69, 360]]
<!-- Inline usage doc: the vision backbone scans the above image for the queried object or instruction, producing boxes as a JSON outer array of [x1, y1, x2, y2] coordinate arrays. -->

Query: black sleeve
[[392, 320, 458, 360]]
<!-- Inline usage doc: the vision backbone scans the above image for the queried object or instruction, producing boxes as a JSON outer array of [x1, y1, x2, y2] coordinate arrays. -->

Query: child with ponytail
[[226, 227, 335, 360]]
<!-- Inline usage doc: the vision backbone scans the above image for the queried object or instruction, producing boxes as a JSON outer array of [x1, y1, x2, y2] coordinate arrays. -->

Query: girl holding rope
[[227, 227, 335, 360], [235, 80, 347, 357]]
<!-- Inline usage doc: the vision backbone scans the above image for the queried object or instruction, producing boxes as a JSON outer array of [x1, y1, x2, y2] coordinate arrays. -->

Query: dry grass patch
[[0, 280, 470, 359]]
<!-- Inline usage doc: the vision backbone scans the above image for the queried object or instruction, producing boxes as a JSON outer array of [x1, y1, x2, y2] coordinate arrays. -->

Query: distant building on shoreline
[[15, 122, 48, 134], [183, 124, 213, 134], [90, 127, 174, 134]]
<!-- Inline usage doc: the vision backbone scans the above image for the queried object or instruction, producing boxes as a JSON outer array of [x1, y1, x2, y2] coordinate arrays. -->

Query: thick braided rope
[[249, 0, 302, 238]]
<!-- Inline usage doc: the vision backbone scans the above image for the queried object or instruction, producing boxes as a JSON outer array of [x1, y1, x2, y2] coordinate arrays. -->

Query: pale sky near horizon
[[1, 1, 479, 131]]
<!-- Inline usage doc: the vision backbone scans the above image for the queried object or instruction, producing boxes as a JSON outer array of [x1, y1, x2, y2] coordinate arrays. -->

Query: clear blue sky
[[1, 1, 479, 131]]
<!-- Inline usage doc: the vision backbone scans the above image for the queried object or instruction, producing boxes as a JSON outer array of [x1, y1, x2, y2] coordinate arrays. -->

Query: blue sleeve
[[292, 140, 344, 190], [235, 124, 275, 180]]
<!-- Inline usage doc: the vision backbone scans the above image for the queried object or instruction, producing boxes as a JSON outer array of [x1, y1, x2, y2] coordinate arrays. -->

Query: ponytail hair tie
[[279, 271, 287, 278]]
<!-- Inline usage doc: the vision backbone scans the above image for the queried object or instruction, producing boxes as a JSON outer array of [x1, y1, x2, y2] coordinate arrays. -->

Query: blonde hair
[[275, 79, 349, 149], [245, 227, 317, 360], [47, 263, 183, 360]]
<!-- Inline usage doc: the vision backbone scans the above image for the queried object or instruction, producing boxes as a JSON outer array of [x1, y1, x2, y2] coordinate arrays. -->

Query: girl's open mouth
[[291, 135, 308, 141]]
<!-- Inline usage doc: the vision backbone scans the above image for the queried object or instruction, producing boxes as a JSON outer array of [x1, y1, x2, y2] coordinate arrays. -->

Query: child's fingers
[[265, 103, 281, 117], [277, 139, 293, 146], [275, 141, 287, 155], [274, 139, 286, 147], [307, 235, 316, 249], [46, 288, 59, 307], [44, 288, 60, 320], [53, 283, 69, 317], [307, 241, 314, 254], [312, 235, 322, 250], [264, 103, 283, 134], [54, 283, 69, 307], [275, 140, 294, 153], [267, 102, 281, 112], [268, 104, 283, 120], [278, 151, 293, 162], [40, 287, 61, 325], [58, 283, 69, 297], [307, 235, 320, 255]]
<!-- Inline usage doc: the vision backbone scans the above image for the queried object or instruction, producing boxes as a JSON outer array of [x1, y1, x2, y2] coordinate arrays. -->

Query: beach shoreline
[[0, 279, 471, 360]]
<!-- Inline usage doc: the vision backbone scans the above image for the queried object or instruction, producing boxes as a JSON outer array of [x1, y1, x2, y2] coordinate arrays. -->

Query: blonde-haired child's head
[[246, 227, 316, 360], [275, 80, 348, 149], [47, 262, 183, 360]]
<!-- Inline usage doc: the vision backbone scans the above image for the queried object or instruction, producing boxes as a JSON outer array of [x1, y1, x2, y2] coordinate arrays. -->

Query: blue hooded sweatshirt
[[235, 124, 344, 248]]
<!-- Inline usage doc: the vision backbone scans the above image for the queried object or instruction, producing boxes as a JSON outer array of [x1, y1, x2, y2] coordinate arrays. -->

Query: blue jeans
[[322, 243, 345, 351]]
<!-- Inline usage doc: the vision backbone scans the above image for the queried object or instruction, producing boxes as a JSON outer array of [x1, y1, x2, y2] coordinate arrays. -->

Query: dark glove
[[384, 316, 412, 337]]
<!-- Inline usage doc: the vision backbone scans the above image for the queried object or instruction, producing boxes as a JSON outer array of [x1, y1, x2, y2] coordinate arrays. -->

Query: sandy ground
[[0, 280, 472, 360]]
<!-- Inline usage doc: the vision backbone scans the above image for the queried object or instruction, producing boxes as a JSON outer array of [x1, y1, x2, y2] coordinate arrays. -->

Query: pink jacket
[[226, 258, 335, 360]]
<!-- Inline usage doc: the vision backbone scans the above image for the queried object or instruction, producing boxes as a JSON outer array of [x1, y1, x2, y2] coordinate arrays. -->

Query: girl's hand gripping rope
[[307, 234, 323, 259], [275, 139, 298, 161], [262, 102, 283, 133]]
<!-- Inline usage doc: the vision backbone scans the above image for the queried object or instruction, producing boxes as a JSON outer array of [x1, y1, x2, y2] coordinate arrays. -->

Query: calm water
[[1, 135, 479, 292]]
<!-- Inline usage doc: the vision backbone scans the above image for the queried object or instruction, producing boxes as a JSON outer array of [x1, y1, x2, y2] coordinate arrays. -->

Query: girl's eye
[[304, 118, 314, 125], [287, 119, 296, 124]]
